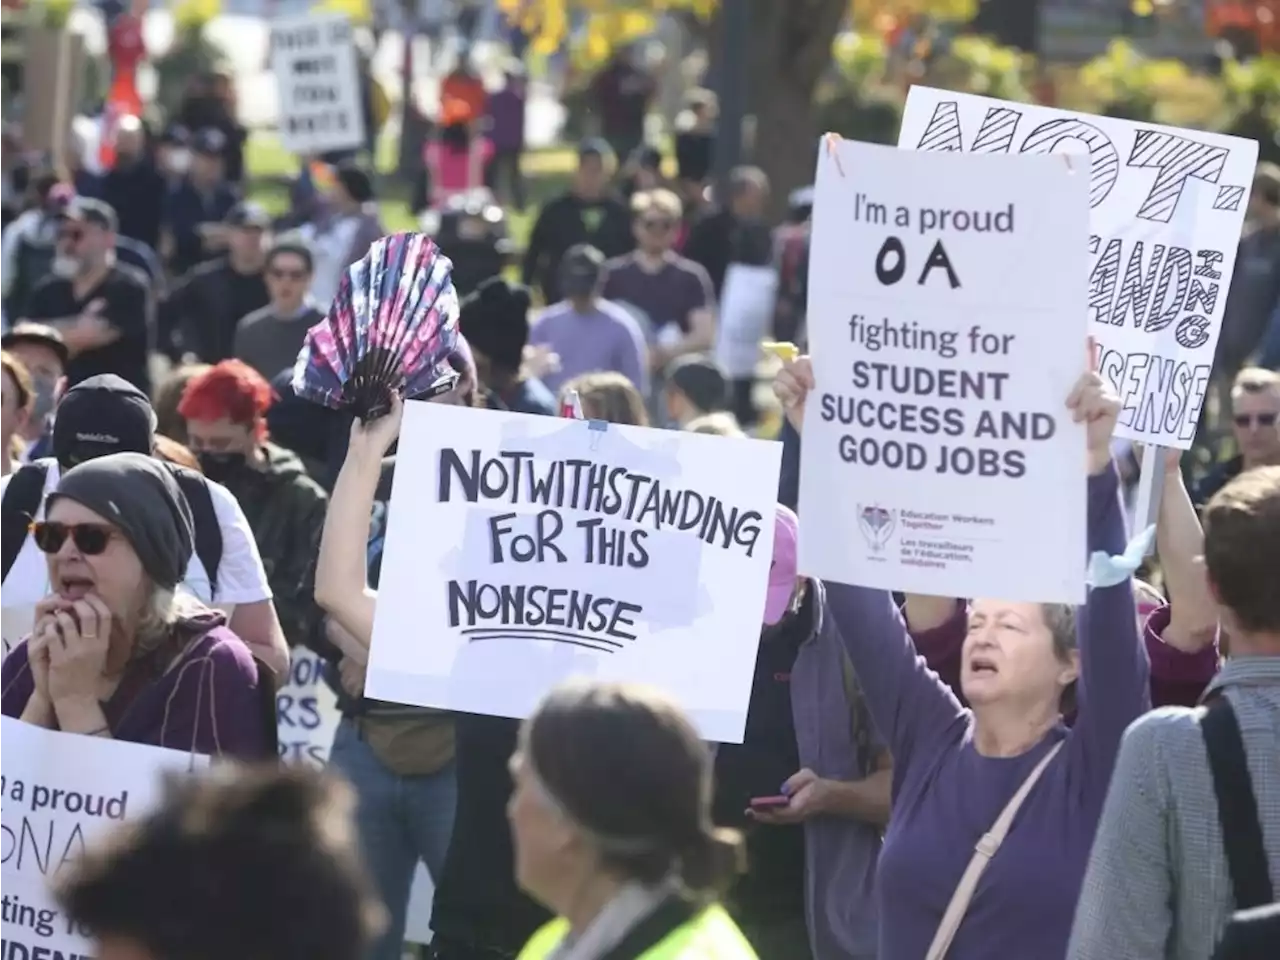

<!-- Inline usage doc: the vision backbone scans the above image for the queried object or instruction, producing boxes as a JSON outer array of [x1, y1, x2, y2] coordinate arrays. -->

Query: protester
[[485, 64, 528, 210], [0, 321, 68, 457], [457, 276, 556, 416], [663, 354, 729, 428], [527, 243, 648, 396], [1, 172, 72, 317], [425, 99, 493, 210], [684, 167, 773, 298], [233, 239, 323, 380], [163, 126, 239, 276], [313, 394, 462, 960], [1069, 466, 1280, 960], [0, 375, 288, 675], [674, 89, 717, 194], [20, 197, 152, 395], [1194, 367, 1280, 506], [266, 368, 336, 487], [0, 452, 274, 758], [57, 766, 385, 960], [100, 115, 166, 252], [512, 681, 757, 959], [773, 353, 1149, 959], [602, 188, 716, 376], [559, 371, 650, 426], [715, 506, 890, 959], [1, 348, 32, 474], [589, 45, 656, 163], [161, 202, 271, 364], [301, 163, 384, 308], [432, 191, 513, 297], [521, 141, 633, 305], [619, 144, 664, 203], [178, 360, 328, 649], [152, 361, 212, 446]]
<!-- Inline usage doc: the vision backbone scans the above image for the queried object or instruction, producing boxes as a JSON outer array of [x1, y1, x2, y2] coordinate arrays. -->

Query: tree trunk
[[746, 0, 845, 220]]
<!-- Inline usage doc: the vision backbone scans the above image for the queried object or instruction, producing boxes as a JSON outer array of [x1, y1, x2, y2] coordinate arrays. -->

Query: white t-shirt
[[0, 460, 273, 656]]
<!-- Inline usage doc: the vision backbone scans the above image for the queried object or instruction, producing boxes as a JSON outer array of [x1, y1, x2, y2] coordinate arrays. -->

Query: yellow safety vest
[[517, 904, 758, 960]]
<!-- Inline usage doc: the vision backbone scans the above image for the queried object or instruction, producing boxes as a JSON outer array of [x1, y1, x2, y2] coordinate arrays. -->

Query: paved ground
[[65, 8, 566, 146]]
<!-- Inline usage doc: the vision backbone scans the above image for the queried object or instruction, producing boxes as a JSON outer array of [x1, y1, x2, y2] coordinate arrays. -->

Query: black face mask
[[197, 450, 249, 485]]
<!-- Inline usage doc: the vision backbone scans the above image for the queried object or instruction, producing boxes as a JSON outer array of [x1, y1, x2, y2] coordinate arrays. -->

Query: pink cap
[[763, 505, 799, 625]]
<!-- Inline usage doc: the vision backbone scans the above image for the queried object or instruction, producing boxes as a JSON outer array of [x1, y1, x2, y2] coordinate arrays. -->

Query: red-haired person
[[179, 360, 328, 648]]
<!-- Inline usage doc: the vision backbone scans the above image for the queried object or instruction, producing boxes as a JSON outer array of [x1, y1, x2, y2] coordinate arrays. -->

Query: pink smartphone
[[749, 795, 791, 810]]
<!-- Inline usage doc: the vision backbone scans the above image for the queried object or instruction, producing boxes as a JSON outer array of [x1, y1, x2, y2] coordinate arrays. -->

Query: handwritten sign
[[800, 138, 1088, 603], [1, 718, 207, 959], [269, 13, 366, 155], [898, 88, 1258, 448], [366, 402, 782, 743]]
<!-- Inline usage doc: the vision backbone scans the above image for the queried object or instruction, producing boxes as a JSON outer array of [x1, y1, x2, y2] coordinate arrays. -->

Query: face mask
[[168, 149, 192, 175], [197, 450, 249, 484], [51, 254, 79, 277], [29, 374, 57, 421]]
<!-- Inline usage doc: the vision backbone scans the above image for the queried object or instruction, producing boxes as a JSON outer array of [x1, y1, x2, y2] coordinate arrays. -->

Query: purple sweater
[[1, 614, 273, 762], [827, 466, 1151, 960]]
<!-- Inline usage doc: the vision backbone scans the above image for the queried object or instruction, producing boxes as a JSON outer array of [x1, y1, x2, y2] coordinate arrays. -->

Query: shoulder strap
[[925, 740, 1065, 960], [170, 469, 224, 597], [2, 462, 50, 582], [598, 894, 700, 960], [1201, 696, 1274, 910]]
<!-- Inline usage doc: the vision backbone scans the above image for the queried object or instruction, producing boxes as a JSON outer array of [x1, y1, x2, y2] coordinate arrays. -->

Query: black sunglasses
[[30, 520, 117, 556], [1235, 412, 1278, 428]]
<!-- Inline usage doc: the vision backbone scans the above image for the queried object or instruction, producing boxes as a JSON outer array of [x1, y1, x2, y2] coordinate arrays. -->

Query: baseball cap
[[225, 201, 271, 229], [52, 374, 155, 468], [1, 322, 69, 368], [763, 505, 799, 626], [560, 244, 604, 297], [60, 196, 118, 233], [666, 354, 728, 414]]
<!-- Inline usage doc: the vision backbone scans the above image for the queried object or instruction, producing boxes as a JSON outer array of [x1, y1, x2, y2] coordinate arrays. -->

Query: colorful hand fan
[[292, 232, 461, 421]]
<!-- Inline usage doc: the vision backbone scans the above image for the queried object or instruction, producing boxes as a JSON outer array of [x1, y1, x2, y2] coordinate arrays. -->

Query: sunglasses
[[30, 520, 118, 556], [268, 267, 308, 280], [1234, 412, 1278, 428]]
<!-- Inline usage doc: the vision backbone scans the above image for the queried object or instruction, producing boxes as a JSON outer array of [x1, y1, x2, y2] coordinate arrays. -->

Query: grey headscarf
[[48, 452, 195, 589]]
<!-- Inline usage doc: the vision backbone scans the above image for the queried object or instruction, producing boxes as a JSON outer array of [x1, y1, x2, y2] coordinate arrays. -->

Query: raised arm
[[1154, 449, 1218, 653], [314, 396, 404, 647], [775, 357, 964, 768], [1069, 370, 1151, 785]]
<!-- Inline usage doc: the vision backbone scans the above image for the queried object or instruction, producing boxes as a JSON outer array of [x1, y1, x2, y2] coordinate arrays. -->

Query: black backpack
[[1, 460, 223, 595], [1202, 696, 1280, 959]]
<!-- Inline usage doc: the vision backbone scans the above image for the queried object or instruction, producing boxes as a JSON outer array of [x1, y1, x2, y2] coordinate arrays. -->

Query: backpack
[[1201, 696, 1280, 959], [1, 460, 223, 596]]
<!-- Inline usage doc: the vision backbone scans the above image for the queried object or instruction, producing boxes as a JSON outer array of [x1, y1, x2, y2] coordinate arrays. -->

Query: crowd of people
[[0, 51, 1278, 960]]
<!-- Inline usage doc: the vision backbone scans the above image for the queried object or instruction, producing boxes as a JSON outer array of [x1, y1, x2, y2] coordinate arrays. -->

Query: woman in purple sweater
[[774, 357, 1151, 959], [1, 453, 272, 760]]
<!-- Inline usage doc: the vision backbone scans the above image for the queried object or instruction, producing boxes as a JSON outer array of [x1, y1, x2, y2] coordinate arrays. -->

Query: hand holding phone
[[748, 795, 791, 810]]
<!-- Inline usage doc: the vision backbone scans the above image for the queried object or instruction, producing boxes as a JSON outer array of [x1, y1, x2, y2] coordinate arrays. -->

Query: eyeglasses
[[1234, 412, 1278, 428], [30, 520, 118, 555], [268, 267, 308, 281]]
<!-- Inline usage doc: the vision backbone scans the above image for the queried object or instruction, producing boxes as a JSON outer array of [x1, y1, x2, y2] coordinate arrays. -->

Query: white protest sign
[[269, 13, 366, 155], [1, 717, 207, 959], [898, 88, 1259, 448], [366, 402, 782, 743], [800, 138, 1089, 604], [274, 651, 437, 943], [277, 649, 342, 768], [714, 264, 779, 379]]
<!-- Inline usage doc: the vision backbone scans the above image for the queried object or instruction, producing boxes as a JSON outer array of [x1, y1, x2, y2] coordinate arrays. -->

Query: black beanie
[[49, 452, 195, 590], [458, 277, 532, 373]]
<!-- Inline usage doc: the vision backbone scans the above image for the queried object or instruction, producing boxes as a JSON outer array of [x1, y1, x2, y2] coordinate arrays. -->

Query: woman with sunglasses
[[1, 452, 273, 759]]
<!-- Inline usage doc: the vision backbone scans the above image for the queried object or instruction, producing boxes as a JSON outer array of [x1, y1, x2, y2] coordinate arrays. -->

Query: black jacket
[[160, 258, 269, 362], [521, 191, 634, 303]]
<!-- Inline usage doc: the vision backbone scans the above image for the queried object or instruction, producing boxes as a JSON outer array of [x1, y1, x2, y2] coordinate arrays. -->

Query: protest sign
[[1, 717, 206, 960], [273, 652, 436, 943], [269, 13, 365, 155], [898, 88, 1259, 448], [277, 649, 342, 769], [366, 402, 782, 743], [714, 265, 779, 379], [799, 138, 1089, 603]]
